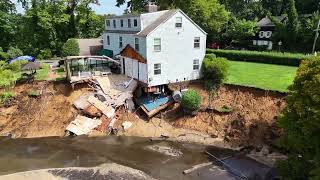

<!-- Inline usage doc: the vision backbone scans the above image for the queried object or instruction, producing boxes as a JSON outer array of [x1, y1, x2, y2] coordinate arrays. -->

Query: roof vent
[[145, 1, 158, 13]]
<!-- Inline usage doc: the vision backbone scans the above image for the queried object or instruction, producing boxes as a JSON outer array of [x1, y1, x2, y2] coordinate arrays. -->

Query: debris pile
[[66, 75, 138, 136]]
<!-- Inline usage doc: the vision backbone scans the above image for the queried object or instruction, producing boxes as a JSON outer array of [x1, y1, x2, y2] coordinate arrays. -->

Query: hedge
[[206, 49, 309, 66]]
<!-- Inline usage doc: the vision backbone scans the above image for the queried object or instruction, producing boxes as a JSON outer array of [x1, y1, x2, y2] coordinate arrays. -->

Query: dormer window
[[175, 17, 182, 28], [113, 20, 116, 28], [106, 20, 110, 26], [128, 19, 132, 28], [134, 19, 138, 27], [120, 19, 124, 27]]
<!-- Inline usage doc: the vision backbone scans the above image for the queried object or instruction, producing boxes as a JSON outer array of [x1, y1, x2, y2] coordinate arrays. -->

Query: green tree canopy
[[62, 38, 80, 57]]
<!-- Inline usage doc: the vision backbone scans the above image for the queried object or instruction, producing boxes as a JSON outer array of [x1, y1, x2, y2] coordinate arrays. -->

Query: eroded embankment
[[165, 82, 286, 147], [0, 81, 286, 147]]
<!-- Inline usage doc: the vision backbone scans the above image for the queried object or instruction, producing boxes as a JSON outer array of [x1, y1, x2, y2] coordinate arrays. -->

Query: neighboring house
[[103, 3, 207, 89], [77, 38, 103, 56], [252, 15, 287, 50]]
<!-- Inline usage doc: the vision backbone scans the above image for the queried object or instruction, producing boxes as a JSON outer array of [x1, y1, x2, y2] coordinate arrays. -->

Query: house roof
[[22, 62, 40, 71], [137, 9, 207, 37], [106, 9, 207, 37], [120, 45, 147, 63], [77, 38, 103, 56], [257, 15, 287, 27]]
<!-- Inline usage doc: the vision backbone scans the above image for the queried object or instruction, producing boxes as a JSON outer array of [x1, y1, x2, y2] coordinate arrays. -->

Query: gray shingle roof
[[137, 9, 178, 37], [77, 39, 103, 56]]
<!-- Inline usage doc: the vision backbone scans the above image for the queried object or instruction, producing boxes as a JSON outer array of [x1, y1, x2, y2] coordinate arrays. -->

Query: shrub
[[206, 49, 308, 66], [0, 91, 15, 104], [205, 53, 216, 59], [202, 57, 229, 88], [7, 47, 23, 59], [0, 69, 20, 88], [62, 38, 80, 57], [276, 56, 320, 179], [0, 47, 3, 52], [181, 89, 201, 113], [37, 49, 52, 60], [0, 52, 9, 61]]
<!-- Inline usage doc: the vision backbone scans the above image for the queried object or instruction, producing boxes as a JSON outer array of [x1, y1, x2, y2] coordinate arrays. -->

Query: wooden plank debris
[[73, 93, 93, 110], [87, 96, 115, 118]]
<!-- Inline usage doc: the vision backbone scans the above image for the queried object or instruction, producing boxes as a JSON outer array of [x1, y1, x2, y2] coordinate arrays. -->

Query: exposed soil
[[0, 81, 87, 138], [165, 81, 286, 147], [0, 80, 286, 148]]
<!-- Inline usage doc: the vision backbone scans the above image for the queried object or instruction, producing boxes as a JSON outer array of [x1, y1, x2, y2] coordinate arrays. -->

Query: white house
[[103, 4, 207, 89]]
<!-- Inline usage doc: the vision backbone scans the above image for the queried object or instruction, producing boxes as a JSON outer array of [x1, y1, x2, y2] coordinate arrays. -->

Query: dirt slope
[[166, 82, 286, 147], [0, 81, 86, 138]]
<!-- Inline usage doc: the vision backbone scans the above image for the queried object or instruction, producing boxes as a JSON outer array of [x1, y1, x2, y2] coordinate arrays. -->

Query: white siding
[[106, 17, 141, 32], [146, 11, 206, 87], [122, 57, 148, 84], [103, 33, 147, 59]]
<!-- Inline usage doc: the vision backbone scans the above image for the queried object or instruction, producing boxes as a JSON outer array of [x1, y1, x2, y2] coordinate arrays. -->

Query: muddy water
[[0, 136, 236, 179]]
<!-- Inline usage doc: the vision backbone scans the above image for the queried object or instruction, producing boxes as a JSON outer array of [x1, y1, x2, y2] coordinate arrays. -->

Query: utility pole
[[312, 18, 320, 54]]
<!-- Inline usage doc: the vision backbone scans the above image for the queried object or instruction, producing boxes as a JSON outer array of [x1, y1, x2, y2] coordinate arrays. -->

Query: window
[[107, 35, 110, 45], [106, 20, 110, 26], [119, 36, 123, 48], [134, 19, 138, 27], [128, 19, 132, 28], [154, 63, 161, 75], [135, 38, 139, 51], [154, 38, 161, 52], [113, 20, 116, 28], [259, 31, 264, 38], [175, 17, 182, 28], [193, 59, 200, 70], [266, 31, 272, 38], [194, 37, 200, 48], [120, 19, 124, 27]]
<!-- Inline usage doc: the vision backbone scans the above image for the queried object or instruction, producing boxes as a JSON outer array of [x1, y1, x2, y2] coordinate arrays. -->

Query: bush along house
[[102, 3, 207, 117], [252, 15, 287, 50]]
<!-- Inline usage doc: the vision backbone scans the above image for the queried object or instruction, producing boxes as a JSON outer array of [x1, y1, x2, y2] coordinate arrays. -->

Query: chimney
[[145, 1, 158, 13]]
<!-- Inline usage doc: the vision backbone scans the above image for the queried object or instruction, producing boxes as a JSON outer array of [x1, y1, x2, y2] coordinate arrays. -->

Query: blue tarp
[[9, 56, 36, 64], [137, 95, 170, 112]]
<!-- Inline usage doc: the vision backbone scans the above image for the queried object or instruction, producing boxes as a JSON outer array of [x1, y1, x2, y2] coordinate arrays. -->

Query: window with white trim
[[194, 37, 200, 48], [119, 36, 123, 48], [193, 59, 200, 70], [106, 20, 110, 26], [135, 38, 139, 51], [134, 19, 138, 27], [175, 17, 182, 28], [154, 38, 161, 52], [154, 63, 161, 75], [128, 19, 132, 28], [120, 19, 124, 27], [113, 20, 116, 28], [107, 35, 110, 45]]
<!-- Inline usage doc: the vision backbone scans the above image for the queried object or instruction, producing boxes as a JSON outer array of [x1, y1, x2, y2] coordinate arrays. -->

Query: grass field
[[35, 63, 50, 80], [225, 61, 298, 92]]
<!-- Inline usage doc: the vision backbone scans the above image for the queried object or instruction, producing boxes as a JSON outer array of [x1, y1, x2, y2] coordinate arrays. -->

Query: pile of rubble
[[66, 75, 137, 136]]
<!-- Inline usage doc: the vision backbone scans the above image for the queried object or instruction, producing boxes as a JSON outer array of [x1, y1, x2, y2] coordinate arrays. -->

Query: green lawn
[[35, 63, 50, 80], [225, 61, 298, 92]]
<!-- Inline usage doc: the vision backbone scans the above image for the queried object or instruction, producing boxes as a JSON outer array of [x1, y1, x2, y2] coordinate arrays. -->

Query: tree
[[62, 38, 80, 56], [181, 89, 201, 113], [276, 56, 320, 179], [225, 17, 258, 45], [202, 56, 229, 108], [286, 0, 299, 47], [6, 47, 23, 59]]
